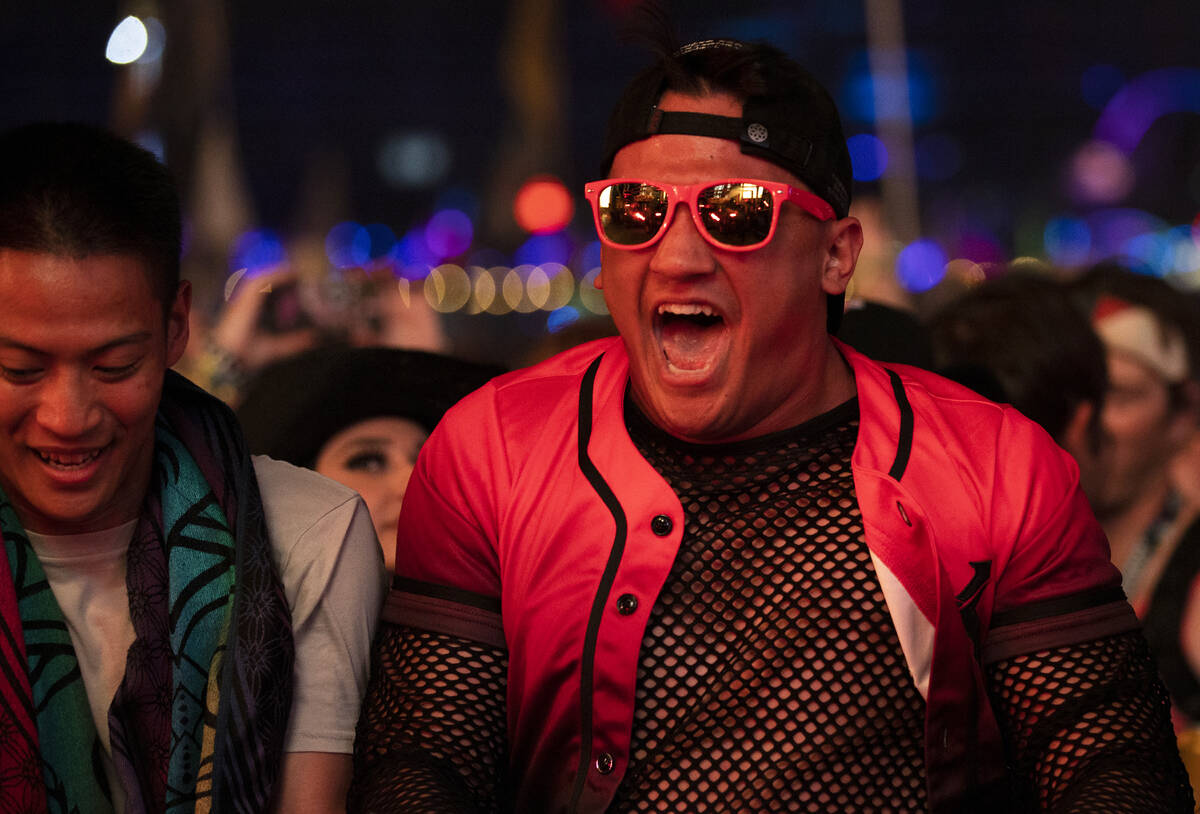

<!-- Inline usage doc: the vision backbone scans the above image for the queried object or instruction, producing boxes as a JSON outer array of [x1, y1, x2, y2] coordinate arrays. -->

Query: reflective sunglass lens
[[598, 182, 669, 245], [697, 182, 775, 247]]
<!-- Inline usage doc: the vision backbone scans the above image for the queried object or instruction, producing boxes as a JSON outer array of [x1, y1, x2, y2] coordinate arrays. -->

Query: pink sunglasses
[[584, 178, 835, 252]]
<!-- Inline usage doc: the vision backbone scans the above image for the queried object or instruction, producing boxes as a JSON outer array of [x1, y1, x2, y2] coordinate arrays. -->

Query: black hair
[[0, 121, 182, 307], [601, 21, 853, 333], [929, 271, 1108, 449]]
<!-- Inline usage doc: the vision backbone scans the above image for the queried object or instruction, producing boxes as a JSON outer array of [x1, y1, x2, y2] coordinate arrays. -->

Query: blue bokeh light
[[515, 232, 572, 266], [841, 49, 937, 126], [326, 221, 371, 269], [392, 227, 439, 279], [232, 228, 286, 274], [365, 223, 397, 261], [1043, 216, 1093, 268], [547, 306, 581, 334], [847, 133, 888, 181], [896, 239, 947, 292], [574, 240, 602, 273]]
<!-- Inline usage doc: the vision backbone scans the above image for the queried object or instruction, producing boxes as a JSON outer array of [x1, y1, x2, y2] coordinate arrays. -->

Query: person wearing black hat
[[351, 35, 1191, 813], [236, 347, 504, 569]]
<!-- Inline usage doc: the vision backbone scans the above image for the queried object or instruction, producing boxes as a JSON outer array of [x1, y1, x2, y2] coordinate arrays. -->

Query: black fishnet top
[[608, 397, 927, 811], [349, 399, 1194, 813]]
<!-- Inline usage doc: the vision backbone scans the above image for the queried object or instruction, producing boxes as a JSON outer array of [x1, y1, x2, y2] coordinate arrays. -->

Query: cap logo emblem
[[745, 122, 769, 143]]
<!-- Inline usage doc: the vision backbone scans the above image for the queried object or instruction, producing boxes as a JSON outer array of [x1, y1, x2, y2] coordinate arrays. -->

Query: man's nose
[[36, 371, 103, 438], [648, 205, 717, 277]]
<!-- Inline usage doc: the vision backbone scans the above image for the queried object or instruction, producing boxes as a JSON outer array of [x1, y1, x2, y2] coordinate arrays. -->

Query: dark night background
[[2, 1, 1199, 362]]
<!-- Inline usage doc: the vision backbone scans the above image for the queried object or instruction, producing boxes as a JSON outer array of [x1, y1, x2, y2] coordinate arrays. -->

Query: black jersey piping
[[568, 353, 629, 812], [990, 585, 1126, 627], [887, 370, 914, 481], [392, 576, 501, 613]]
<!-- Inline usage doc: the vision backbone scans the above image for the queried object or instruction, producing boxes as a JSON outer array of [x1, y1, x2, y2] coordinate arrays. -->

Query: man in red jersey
[[352, 37, 1191, 813]]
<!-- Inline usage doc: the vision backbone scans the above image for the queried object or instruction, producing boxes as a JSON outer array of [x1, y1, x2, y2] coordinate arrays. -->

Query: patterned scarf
[[0, 372, 294, 813]]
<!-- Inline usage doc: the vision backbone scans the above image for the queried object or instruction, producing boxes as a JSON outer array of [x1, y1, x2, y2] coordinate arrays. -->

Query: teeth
[[658, 303, 717, 317], [37, 449, 103, 468]]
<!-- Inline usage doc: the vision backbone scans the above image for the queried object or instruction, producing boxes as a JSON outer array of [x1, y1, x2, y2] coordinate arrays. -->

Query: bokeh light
[[424, 264, 472, 313], [842, 49, 937, 126], [502, 266, 540, 313], [364, 223, 396, 262], [231, 228, 286, 273], [106, 16, 148, 64], [574, 240, 602, 274], [579, 268, 608, 314], [424, 209, 473, 259], [540, 263, 577, 312], [138, 17, 166, 64], [514, 175, 574, 234], [547, 306, 581, 333], [1095, 68, 1200, 155], [1069, 140, 1135, 204], [377, 131, 452, 189], [1085, 208, 1167, 259], [1044, 216, 1093, 267], [847, 134, 888, 182], [392, 227, 439, 278], [953, 231, 1005, 265], [325, 221, 371, 269], [896, 239, 947, 292], [515, 232, 572, 266]]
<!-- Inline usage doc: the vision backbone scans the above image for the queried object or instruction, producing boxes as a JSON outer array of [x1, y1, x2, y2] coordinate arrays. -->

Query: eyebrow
[[0, 331, 154, 356]]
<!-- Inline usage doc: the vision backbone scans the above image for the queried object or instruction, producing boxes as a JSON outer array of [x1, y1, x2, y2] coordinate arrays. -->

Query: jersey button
[[616, 593, 639, 615], [595, 752, 615, 774], [651, 514, 673, 536]]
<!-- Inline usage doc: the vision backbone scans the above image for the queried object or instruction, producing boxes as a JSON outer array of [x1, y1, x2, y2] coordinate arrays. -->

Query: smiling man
[[352, 38, 1191, 813], [0, 122, 387, 813]]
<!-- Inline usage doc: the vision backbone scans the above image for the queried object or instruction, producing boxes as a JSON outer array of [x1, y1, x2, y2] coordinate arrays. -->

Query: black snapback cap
[[601, 39, 853, 219]]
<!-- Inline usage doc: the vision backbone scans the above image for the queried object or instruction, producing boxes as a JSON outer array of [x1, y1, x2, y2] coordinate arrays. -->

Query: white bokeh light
[[106, 16, 148, 65]]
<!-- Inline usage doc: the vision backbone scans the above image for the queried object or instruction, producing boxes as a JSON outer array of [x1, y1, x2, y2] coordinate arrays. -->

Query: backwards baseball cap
[[601, 38, 853, 219], [1092, 295, 1190, 384]]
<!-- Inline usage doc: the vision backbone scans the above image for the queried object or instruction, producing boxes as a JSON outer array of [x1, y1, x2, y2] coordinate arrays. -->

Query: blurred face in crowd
[[315, 415, 428, 569], [1094, 349, 1194, 517], [0, 249, 188, 535], [598, 90, 861, 443]]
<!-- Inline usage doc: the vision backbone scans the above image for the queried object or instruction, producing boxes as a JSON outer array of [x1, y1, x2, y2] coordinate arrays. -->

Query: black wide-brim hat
[[236, 346, 506, 468]]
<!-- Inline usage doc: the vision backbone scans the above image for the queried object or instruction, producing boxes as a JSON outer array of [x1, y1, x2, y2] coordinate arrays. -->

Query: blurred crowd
[[182, 238, 1200, 790]]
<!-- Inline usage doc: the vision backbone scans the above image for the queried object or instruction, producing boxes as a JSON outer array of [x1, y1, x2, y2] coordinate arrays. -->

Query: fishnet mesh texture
[[986, 630, 1195, 813], [611, 399, 929, 812], [348, 622, 509, 813]]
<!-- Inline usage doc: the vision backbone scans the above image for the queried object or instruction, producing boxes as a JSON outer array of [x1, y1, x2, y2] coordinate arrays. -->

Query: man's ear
[[1167, 379, 1200, 447], [166, 279, 191, 367], [1061, 399, 1096, 459], [821, 216, 863, 296]]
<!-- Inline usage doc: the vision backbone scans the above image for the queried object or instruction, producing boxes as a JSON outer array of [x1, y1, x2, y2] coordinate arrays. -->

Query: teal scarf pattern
[[0, 371, 294, 813]]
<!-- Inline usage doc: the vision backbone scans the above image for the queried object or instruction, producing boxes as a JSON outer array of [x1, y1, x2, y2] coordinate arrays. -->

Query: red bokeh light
[[514, 175, 574, 234]]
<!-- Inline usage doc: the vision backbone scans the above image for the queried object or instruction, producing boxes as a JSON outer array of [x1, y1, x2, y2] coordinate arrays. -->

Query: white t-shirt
[[27, 456, 387, 809]]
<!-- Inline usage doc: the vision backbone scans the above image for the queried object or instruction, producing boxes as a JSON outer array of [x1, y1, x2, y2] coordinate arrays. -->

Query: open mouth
[[35, 446, 107, 470], [655, 303, 727, 373]]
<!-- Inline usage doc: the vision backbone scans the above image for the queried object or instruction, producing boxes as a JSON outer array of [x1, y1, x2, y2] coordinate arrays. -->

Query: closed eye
[[95, 362, 140, 380], [1, 366, 44, 384]]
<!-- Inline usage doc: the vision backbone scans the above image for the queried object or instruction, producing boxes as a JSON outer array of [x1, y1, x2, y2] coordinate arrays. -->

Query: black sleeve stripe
[[990, 584, 1126, 627], [393, 576, 501, 614], [886, 370, 914, 482], [381, 587, 506, 650], [982, 598, 1139, 665]]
